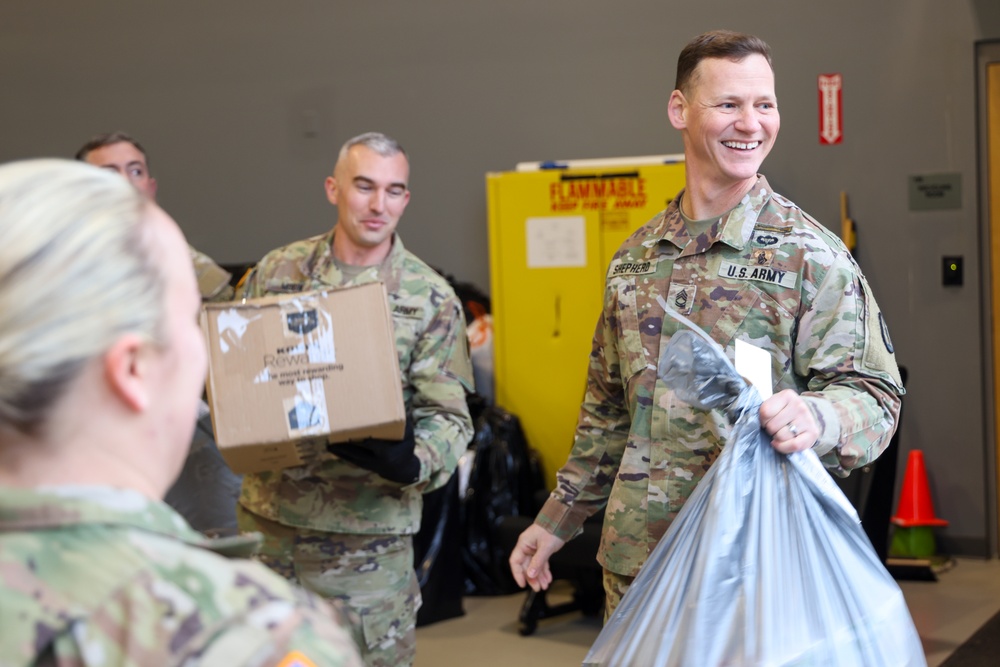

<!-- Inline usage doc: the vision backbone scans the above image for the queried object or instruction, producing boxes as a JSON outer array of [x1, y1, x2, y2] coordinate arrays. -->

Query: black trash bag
[[584, 327, 924, 667], [413, 472, 465, 627], [461, 404, 545, 596]]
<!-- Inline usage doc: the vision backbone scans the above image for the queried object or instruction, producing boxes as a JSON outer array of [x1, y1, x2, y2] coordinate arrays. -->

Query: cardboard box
[[201, 282, 405, 474]]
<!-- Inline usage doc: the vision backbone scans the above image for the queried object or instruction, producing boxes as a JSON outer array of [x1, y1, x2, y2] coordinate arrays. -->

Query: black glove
[[330, 419, 420, 484]]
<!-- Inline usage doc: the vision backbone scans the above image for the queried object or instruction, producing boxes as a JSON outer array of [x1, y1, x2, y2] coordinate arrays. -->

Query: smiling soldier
[[509, 30, 904, 617]]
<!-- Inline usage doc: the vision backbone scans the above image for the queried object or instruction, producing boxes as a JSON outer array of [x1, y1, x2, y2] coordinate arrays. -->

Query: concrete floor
[[414, 557, 1000, 667], [901, 558, 1000, 666]]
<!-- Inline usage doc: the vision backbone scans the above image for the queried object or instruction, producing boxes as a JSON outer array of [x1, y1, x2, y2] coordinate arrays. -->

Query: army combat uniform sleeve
[[240, 252, 279, 300], [190, 245, 234, 302], [535, 279, 633, 542], [378, 239, 474, 494], [407, 289, 476, 493], [788, 239, 903, 476]]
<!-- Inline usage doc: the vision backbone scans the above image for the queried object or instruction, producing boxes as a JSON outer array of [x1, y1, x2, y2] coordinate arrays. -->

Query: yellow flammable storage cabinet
[[487, 156, 685, 489]]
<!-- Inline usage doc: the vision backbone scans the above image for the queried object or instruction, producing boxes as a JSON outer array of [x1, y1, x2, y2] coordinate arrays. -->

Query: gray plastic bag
[[583, 327, 924, 667]]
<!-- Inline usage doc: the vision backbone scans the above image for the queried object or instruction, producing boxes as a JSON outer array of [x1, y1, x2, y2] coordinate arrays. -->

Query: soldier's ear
[[668, 90, 688, 130], [104, 333, 152, 413], [324, 176, 339, 206]]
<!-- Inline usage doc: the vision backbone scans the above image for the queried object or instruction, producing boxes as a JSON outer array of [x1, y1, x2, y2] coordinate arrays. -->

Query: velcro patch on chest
[[749, 248, 775, 266], [718, 260, 797, 288], [610, 259, 656, 277], [752, 232, 783, 247], [667, 284, 696, 315], [392, 304, 425, 319]]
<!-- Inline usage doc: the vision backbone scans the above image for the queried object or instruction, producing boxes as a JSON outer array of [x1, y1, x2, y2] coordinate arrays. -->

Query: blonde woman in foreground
[[0, 159, 362, 667]]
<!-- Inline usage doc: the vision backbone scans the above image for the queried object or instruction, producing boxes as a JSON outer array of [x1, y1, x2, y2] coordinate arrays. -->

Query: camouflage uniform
[[191, 245, 234, 302], [0, 485, 362, 667], [237, 229, 474, 667], [536, 176, 904, 602]]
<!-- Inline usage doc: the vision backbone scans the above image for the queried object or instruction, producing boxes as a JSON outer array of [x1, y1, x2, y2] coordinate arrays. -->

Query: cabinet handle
[[553, 294, 561, 338]]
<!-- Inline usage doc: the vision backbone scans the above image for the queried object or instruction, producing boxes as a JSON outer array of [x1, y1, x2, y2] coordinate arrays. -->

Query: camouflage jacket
[[536, 176, 904, 577], [190, 245, 234, 302], [0, 485, 362, 667], [239, 229, 474, 535]]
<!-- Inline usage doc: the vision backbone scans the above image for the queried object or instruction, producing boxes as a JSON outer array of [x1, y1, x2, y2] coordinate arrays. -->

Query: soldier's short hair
[[74, 131, 152, 172], [336, 131, 407, 164], [674, 30, 773, 95], [0, 159, 164, 435]]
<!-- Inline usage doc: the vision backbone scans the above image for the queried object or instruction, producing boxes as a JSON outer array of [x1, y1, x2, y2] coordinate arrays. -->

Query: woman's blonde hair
[[0, 159, 165, 435]]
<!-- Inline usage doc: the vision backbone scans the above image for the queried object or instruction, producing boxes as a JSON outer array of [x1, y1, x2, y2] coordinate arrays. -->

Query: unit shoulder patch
[[276, 651, 319, 667], [860, 279, 903, 387]]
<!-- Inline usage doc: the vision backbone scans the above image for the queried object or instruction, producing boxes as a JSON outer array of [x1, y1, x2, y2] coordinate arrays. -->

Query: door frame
[[977, 38, 1000, 558]]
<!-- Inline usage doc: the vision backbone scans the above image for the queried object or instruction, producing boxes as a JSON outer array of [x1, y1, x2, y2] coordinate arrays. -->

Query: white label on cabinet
[[525, 216, 587, 268]]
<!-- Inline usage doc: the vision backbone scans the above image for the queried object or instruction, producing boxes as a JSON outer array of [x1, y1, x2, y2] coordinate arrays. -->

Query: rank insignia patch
[[667, 284, 696, 315]]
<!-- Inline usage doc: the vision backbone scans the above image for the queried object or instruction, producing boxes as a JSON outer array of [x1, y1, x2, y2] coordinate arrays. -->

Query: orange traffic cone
[[892, 450, 948, 528]]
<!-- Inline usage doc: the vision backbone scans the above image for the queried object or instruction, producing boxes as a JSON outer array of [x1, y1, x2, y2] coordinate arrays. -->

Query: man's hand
[[330, 419, 420, 484], [509, 524, 566, 592], [759, 389, 818, 454]]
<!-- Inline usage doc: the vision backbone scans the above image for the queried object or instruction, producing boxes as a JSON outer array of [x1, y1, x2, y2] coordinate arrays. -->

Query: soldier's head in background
[[75, 132, 235, 302], [324, 131, 411, 266], [75, 131, 158, 201]]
